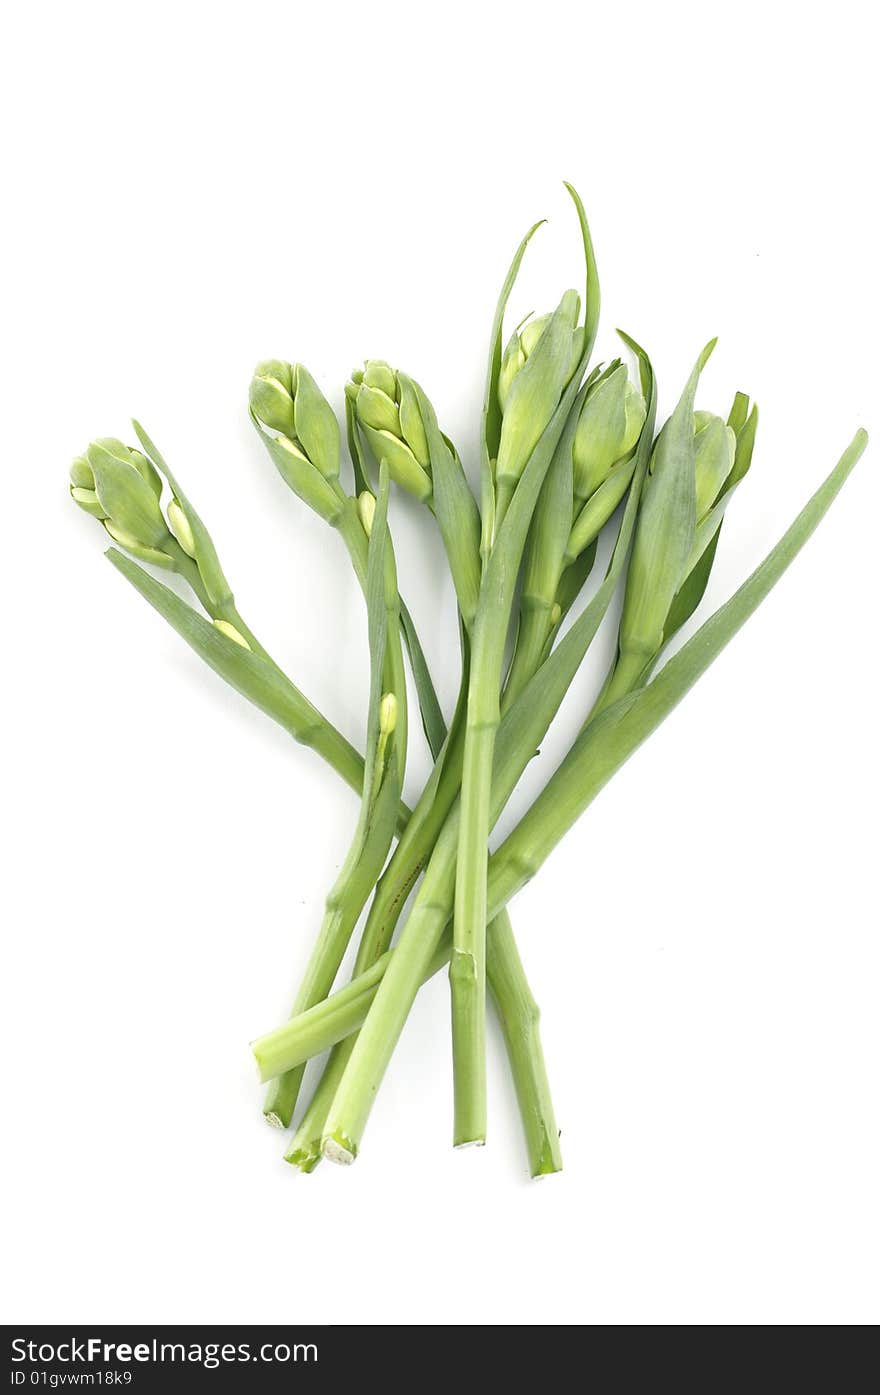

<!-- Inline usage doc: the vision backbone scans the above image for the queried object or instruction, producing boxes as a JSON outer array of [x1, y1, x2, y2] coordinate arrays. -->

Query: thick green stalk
[[452, 394, 580, 1145], [356, 700, 466, 964], [452, 189, 600, 1145], [282, 909, 557, 1174], [262, 781, 400, 1127], [276, 474, 561, 1171], [319, 528, 630, 1159], [502, 597, 557, 714], [263, 478, 404, 1127], [311, 429, 865, 1158], [333, 495, 409, 767], [290, 652, 562, 1176], [486, 915, 561, 1176], [257, 943, 390, 1086]]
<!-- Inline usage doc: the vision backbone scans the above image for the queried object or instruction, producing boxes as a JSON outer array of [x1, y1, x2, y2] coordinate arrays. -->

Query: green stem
[[311, 429, 866, 1159], [451, 714, 493, 1145], [263, 486, 405, 1127], [289, 649, 562, 1175], [451, 415, 574, 1145], [300, 472, 566, 1161], [262, 778, 399, 1127], [502, 598, 555, 713], [486, 913, 562, 1177]]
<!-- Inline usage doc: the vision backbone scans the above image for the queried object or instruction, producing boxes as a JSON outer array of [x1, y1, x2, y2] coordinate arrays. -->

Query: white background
[[2, 0, 877, 1326]]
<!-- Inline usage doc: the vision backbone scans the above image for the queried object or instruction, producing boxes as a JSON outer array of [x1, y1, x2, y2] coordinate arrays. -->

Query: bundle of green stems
[[70, 186, 867, 1176]]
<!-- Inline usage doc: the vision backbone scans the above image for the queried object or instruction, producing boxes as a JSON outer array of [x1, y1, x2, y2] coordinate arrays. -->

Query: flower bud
[[497, 303, 584, 414], [495, 290, 583, 497], [79, 438, 169, 553], [213, 619, 251, 650], [70, 455, 96, 490], [363, 360, 398, 398], [350, 361, 433, 503], [378, 691, 398, 735], [249, 360, 296, 436], [249, 361, 340, 482], [102, 522, 176, 569], [572, 365, 646, 502], [357, 491, 376, 537], [693, 411, 736, 520], [167, 498, 197, 558]]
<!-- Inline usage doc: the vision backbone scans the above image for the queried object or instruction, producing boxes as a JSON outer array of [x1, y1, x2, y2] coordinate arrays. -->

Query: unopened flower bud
[[350, 361, 433, 503], [495, 290, 584, 501], [249, 360, 296, 436], [357, 491, 376, 537], [74, 438, 169, 554], [213, 619, 251, 650], [378, 692, 398, 735], [167, 498, 197, 558], [249, 360, 340, 483], [497, 300, 584, 414], [693, 411, 736, 520], [572, 365, 646, 502]]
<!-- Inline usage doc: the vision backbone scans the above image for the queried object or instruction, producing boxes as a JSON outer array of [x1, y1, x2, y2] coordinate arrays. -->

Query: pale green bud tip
[[693, 412, 737, 518], [550, 602, 562, 627], [357, 491, 376, 537], [573, 367, 647, 500], [102, 521, 173, 569], [167, 499, 197, 558], [254, 359, 293, 393], [249, 362, 296, 436], [87, 439, 158, 492], [352, 361, 432, 496], [70, 455, 95, 490], [497, 291, 584, 413], [70, 485, 107, 518], [356, 382, 400, 435], [378, 692, 398, 735], [362, 360, 397, 399], [213, 619, 251, 650]]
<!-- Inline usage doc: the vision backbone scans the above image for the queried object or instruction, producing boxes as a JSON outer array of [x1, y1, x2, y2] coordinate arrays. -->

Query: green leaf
[[132, 420, 234, 607], [408, 376, 482, 631], [519, 383, 580, 614], [399, 600, 447, 759], [481, 219, 545, 471], [564, 182, 601, 369], [293, 365, 341, 482], [345, 395, 373, 497], [727, 390, 750, 438], [361, 465, 394, 787], [728, 400, 759, 490], [554, 539, 598, 620], [662, 524, 721, 644], [490, 428, 869, 895]]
